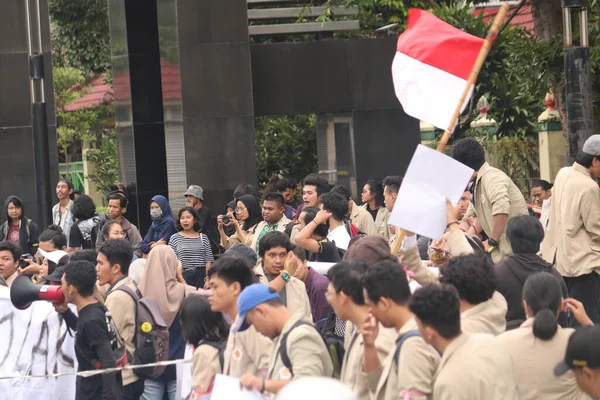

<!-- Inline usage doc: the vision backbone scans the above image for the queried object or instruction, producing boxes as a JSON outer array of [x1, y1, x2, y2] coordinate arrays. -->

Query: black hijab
[[237, 195, 262, 231]]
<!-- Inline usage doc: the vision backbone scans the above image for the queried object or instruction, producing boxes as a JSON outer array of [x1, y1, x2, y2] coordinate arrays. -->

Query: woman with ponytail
[[498, 272, 593, 400]]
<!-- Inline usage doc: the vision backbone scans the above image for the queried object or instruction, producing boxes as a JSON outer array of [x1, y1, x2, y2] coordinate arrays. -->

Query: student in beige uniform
[[397, 199, 475, 287], [180, 295, 229, 397], [498, 272, 593, 400], [237, 284, 334, 395], [409, 284, 519, 400], [207, 256, 272, 378], [440, 253, 507, 335], [453, 138, 528, 263], [361, 180, 391, 239], [361, 260, 440, 400], [250, 193, 291, 254], [331, 185, 377, 236], [382, 176, 403, 252], [327, 261, 397, 400], [254, 231, 312, 321], [96, 239, 144, 398]]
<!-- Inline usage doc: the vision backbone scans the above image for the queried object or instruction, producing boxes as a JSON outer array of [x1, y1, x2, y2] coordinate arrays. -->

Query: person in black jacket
[[0, 195, 39, 256], [494, 215, 568, 329]]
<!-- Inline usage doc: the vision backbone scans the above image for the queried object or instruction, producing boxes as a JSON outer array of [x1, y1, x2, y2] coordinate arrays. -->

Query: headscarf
[[238, 194, 262, 231], [343, 235, 396, 267], [129, 258, 147, 286], [150, 195, 176, 232], [139, 246, 193, 326]]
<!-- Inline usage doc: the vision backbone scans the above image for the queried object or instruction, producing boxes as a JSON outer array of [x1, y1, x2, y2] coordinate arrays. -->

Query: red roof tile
[[64, 74, 113, 111], [473, 4, 535, 33]]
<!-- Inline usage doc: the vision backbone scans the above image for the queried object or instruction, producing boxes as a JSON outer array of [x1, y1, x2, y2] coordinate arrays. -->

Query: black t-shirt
[[308, 238, 342, 263], [75, 302, 116, 400], [367, 207, 379, 222]]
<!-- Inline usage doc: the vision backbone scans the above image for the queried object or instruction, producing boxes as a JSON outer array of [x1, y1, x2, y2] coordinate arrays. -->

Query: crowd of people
[[3, 135, 600, 400]]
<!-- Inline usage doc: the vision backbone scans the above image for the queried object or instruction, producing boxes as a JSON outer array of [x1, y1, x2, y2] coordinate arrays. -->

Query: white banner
[[0, 289, 77, 400]]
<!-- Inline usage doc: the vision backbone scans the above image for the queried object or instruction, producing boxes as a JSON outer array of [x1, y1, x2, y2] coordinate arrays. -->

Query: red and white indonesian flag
[[392, 9, 484, 130]]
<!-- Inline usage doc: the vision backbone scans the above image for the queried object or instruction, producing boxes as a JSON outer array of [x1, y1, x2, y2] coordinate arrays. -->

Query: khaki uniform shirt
[[250, 216, 291, 254], [350, 201, 377, 236], [398, 230, 473, 286], [105, 277, 138, 385], [254, 263, 312, 321], [471, 162, 528, 263], [191, 344, 222, 392], [461, 291, 507, 336], [542, 163, 600, 277], [497, 319, 591, 400], [434, 333, 519, 400], [5, 271, 18, 287], [267, 313, 334, 383], [362, 205, 391, 239], [364, 319, 440, 400], [341, 323, 396, 400], [221, 223, 257, 249], [224, 320, 272, 378]]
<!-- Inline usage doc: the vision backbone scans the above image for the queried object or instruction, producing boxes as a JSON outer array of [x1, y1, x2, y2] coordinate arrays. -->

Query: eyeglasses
[[235, 206, 247, 213]]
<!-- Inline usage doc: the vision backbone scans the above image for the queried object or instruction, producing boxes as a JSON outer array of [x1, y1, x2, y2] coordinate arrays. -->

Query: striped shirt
[[169, 233, 214, 272]]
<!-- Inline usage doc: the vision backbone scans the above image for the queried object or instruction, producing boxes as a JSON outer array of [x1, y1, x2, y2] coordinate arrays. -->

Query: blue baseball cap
[[231, 284, 280, 333]]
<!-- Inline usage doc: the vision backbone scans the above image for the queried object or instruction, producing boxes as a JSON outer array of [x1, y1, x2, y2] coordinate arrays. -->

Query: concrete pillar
[[538, 92, 568, 182]]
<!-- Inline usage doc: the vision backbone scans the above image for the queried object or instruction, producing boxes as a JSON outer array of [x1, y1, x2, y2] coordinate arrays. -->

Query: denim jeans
[[141, 379, 177, 400]]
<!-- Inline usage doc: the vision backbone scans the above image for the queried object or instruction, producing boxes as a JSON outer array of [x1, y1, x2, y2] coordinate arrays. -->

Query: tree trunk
[[530, 0, 563, 40]]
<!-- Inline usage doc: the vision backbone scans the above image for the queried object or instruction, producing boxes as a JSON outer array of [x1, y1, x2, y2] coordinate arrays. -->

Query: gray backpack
[[117, 285, 170, 379]]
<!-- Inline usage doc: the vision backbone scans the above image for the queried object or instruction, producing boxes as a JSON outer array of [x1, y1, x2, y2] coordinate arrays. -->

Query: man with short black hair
[[331, 185, 377, 236], [0, 241, 20, 286], [409, 284, 518, 400], [207, 256, 271, 378], [542, 134, 600, 325], [361, 260, 440, 400], [327, 261, 396, 399], [96, 194, 143, 257], [554, 325, 600, 399], [440, 254, 507, 335], [301, 174, 329, 210], [237, 284, 334, 395], [97, 239, 143, 399], [452, 138, 528, 263], [495, 215, 568, 327], [255, 232, 312, 320], [61, 261, 121, 399], [251, 193, 290, 253], [320, 191, 351, 251]]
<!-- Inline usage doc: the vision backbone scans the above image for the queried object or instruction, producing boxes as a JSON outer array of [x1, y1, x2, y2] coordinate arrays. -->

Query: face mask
[[150, 208, 163, 221]]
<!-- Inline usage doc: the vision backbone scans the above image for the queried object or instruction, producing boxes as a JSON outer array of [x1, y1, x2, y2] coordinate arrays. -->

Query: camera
[[222, 216, 231, 224], [19, 254, 34, 268]]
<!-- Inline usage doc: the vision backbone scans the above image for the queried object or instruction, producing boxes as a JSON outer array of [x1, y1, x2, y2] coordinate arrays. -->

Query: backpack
[[393, 330, 421, 366], [279, 319, 343, 379], [200, 340, 226, 370], [313, 238, 344, 262], [116, 285, 170, 379]]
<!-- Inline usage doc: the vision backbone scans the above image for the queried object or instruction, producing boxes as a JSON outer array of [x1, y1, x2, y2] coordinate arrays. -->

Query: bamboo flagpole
[[390, 2, 510, 257]]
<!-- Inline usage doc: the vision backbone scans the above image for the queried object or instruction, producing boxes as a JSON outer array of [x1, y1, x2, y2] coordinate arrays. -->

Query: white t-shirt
[[327, 225, 351, 250]]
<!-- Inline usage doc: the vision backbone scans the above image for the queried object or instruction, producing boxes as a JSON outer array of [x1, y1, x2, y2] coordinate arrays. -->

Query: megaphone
[[10, 275, 64, 310]]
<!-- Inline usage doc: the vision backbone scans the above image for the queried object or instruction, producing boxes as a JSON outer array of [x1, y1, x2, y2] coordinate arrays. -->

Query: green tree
[[49, 0, 111, 75], [86, 135, 119, 200], [255, 115, 318, 188]]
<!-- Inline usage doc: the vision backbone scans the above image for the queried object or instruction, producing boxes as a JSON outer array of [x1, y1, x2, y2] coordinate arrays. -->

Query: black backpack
[[393, 330, 421, 365], [279, 319, 343, 379]]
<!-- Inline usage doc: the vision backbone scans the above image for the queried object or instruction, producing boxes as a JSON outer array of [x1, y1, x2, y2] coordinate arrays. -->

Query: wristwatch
[[488, 238, 499, 248], [281, 270, 291, 282]]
